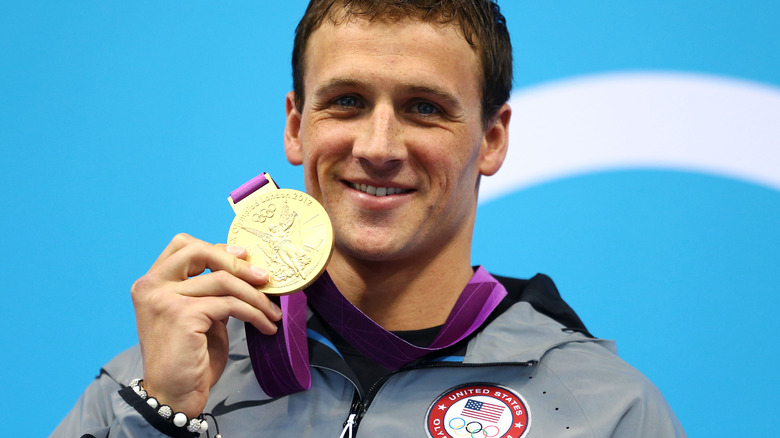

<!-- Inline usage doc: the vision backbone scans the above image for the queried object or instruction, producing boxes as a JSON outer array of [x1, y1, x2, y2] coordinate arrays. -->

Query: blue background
[[1, 1, 778, 436]]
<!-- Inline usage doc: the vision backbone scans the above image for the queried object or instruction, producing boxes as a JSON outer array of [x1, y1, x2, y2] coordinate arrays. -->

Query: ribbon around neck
[[245, 266, 507, 398]]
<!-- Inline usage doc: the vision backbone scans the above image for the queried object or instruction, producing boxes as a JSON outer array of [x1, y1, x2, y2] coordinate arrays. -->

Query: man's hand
[[130, 233, 281, 417]]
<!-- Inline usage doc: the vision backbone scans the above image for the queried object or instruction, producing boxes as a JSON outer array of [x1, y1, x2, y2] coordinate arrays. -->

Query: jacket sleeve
[[608, 380, 686, 438], [50, 346, 184, 438], [543, 341, 686, 438]]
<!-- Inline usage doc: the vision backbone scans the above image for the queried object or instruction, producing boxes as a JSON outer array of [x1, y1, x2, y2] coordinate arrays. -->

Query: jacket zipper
[[344, 360, 538, 435]]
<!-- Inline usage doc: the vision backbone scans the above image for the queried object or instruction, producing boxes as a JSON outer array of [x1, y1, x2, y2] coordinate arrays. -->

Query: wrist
[[141, 379, 201, 418], [129, 379, 209, 434]]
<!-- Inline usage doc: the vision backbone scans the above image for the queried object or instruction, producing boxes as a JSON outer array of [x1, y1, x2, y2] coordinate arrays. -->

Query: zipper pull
[[339, 413, 357, 438]]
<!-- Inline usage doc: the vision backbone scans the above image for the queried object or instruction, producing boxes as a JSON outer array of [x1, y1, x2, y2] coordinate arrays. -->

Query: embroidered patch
[[425, 383, 530, 438]]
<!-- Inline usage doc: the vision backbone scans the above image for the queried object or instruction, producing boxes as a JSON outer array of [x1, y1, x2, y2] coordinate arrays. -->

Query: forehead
[[302, 18, 481, 99]]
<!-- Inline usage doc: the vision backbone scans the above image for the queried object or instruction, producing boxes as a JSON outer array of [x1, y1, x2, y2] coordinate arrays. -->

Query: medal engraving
[[228, 188, 333, 295]]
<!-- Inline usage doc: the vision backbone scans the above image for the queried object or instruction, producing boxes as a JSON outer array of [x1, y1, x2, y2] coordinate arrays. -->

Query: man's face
[[284, 18, 508, 266]]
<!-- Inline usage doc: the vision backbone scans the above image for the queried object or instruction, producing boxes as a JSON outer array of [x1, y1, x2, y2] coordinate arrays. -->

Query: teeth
[[350, 183, 409, 197]]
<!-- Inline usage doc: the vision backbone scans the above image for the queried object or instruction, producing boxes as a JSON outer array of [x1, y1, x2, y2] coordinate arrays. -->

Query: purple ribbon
[[245, 266, 507, 398], [245, 291, 311, 396], [230, 173, 269, 203]]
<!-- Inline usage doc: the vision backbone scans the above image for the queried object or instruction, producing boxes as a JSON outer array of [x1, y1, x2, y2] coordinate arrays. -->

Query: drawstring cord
[[202, 412, 221, 438], [339, 413, 357, 438]]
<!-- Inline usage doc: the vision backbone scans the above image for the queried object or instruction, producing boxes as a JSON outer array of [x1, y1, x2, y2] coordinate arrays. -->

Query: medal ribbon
[[230, 173, 270, 203], [245, 266, 507, 398]]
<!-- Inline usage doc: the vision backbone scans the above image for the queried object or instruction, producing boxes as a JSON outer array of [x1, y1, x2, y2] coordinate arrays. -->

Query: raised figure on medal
[[264, 201, 309, 281], [54, 1, 686, 437]]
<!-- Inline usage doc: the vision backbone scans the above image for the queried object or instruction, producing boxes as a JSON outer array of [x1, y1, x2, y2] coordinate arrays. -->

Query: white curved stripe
[[480, 72, 780, 202]]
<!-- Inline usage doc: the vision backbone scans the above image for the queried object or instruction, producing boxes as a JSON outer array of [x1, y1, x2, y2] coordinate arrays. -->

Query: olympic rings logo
[[448, 417, 500, 437], [252, 204, 276, 223]]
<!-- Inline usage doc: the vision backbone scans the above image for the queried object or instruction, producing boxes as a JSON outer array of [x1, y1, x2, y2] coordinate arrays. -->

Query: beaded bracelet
[[129, 379, 209, 434]]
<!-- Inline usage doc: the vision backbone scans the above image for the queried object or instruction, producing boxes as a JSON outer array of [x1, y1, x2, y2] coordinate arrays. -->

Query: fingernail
[[271, 302, 283, 317], [251, 265, 268, 279], [226, 245, 244, 256]]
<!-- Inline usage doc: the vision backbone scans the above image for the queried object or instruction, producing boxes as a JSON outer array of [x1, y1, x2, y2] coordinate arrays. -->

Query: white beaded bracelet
[[129, 379, 209, 434]]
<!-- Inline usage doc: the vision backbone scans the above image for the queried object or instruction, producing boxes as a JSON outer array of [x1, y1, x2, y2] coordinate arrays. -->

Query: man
[[54, 1, 685, 437]]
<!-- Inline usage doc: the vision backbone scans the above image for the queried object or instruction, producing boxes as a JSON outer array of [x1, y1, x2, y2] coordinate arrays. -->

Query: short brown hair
[[291, 0, 512, 126]]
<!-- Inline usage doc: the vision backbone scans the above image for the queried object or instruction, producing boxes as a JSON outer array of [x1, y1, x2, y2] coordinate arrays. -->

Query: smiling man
[[55, 1, 685, 437], [284, 15, 508, 331]]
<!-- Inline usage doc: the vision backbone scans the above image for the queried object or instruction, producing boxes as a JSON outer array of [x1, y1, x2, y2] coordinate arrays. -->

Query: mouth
[[347, 182, 413, 197]]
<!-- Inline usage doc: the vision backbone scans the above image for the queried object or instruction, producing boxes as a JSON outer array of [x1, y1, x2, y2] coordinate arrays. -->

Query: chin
[[338, 240, 401, 263], [334, 229, 420, 264]]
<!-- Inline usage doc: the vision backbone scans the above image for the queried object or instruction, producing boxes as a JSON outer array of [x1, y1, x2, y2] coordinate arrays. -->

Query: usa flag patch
[[425, 383, 530, 438]]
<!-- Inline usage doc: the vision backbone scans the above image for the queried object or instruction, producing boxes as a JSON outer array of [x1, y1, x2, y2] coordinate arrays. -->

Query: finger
[[189, 294, 280, 336], [155, 239, 269, 284], [219, 244, 248, 260], [178, 271, 283, 322]]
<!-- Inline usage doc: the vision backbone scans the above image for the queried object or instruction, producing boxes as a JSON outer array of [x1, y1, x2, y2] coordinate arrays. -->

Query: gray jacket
[[53, 274, 685, 437]]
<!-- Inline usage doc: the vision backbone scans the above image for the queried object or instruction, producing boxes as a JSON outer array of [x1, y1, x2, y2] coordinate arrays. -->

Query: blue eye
[[414, 102, 438, 115], [334, 95, 358, 107]]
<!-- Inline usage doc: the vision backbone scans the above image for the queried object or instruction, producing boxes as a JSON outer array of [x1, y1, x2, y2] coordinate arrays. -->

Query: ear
[[284, 91, 304, 166], [478, 103, 511, 176]]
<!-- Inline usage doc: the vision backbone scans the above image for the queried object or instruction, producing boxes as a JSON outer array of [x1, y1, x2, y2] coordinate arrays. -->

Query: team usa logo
[[425, 383, 530, 438]]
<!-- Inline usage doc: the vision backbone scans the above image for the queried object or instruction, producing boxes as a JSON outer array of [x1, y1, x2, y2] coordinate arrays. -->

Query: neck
[[326, 242, 475, 331]]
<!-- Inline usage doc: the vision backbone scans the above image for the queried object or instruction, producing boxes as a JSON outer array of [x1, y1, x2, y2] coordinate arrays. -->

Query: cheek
[[423, 139, 482, 180], [301, 124, 352, 194], [304, 121, 354, 158]]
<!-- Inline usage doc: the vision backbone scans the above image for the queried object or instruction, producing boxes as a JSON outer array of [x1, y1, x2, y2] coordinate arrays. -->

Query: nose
[[352, 102, 407, 168]]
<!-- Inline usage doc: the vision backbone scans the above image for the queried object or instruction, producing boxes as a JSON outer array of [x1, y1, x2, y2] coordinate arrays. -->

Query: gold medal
[[227, 173, 334, 295]]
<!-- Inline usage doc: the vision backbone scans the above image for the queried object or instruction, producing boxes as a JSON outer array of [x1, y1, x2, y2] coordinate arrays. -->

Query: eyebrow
[[312, 78, 369, 100], [402, 84, 462, 112]]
